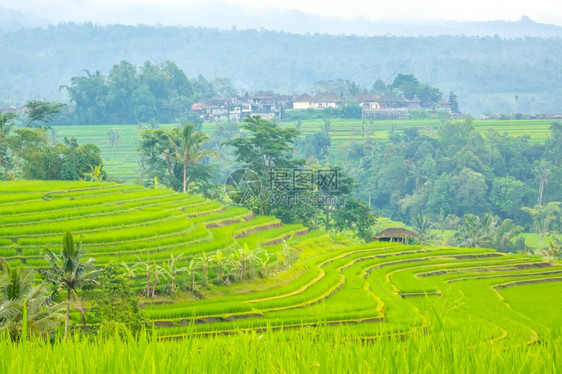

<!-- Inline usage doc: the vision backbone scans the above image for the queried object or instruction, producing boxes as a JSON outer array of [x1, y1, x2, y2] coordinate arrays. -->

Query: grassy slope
[[1, 181, 561, 371]]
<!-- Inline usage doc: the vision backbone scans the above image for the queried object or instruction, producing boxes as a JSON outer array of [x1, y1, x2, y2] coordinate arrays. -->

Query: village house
[[190, 91, 456, 122], [292, 93, 344, 110], [191, 93, 291, 122], [312, 93, 344, 109], [373, 228, 421, 244], [435, 98, 452, 111], [292, 94, 314, 110], [359, 94, 410, 120]]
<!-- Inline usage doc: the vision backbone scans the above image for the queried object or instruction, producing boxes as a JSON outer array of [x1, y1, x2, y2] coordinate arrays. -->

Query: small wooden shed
[[373, 228, 421, 243]]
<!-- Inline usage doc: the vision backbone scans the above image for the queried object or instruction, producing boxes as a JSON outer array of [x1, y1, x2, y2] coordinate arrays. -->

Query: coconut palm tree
[[522, 202, 561, 250], [0, 111, 16, 178], [40, 231, 100, 338], [431, 209, 459, 245], [533, 160, 552, 206], [167, 123, 218, 193], [542, 241, 562, 261], [134, 256, 153, 298], [210, 251, 225, 284], [150, 262, 164, 298], [233, 244, 254, 281], [162, 253, 186, 295], [1, 261, 65, 340], [197, 252, 213, 287], [184, 259, 201, 292], [248, 247, 265, 280], [453, 214, 494, 248], [259, 251, 273, 278], [221, 258, 239, 286], [411, 214, 431, 241]]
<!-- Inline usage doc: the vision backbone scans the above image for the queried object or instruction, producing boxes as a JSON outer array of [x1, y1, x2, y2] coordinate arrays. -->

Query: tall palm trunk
[[183, 164, 187, 193], [216, 264, 222, 283], [325, 189, 331, 233], [0, 138, 4, 174], [4, 162, 11, 180], [11, 149, 23, 180], [75, 294, 87, 327], [64, 289, 70, 339], [538, 178, 545, 206], [146, 270, 151, 298]]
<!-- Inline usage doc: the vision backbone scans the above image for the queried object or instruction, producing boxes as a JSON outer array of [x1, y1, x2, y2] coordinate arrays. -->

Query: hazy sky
[[1, 0, 561, 26]]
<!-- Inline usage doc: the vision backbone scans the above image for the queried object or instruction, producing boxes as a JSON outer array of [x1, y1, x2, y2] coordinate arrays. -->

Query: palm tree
[[167, 123, 218, 193], [411, 214, 431, 241], [492, 219, 524, 253], [522, 202, 561, 250], [0, 111, 16, 178], [184, 259, 201, 292], [233, 244, 254, 281], [1, 261, 65, 340], [83, 164, 103, 182], [431, 209, 458, 245], [197, 252, 213, 287], [162, 253, 186, 295], [221, 258, 238, 286], [453, 214, 495, 248], [542, 241, 562, 261], [406, 160, 426, 191], [134, 256, 153, 298], [210, 251, 225, 284], [533, 160, 552, 206], [120, 262, 136, 280], [259, 251, 273, 277], [282, 239, 290, 267], [150, 262, 164, 298], [40, 231, 100, 338], [248, 247, 265, 280]]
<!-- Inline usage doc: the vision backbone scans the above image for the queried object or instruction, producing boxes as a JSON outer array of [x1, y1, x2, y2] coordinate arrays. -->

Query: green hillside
[[0, 181, 308, 270], [1, 181, 560, 344]]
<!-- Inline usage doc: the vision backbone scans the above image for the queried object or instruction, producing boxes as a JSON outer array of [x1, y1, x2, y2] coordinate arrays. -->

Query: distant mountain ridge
[[0, 21, 561, 115], [1, 4, 561, 38], [219, 13, 562, 38]]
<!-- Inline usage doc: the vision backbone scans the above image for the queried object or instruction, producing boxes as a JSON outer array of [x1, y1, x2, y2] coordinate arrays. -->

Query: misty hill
[[1, 23, 561, 115], [2, 3, 562, 38], [179, 12, 562, 38]]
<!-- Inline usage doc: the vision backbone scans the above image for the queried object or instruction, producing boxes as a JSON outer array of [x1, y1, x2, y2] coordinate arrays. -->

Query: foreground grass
[[4, 318, 559, 374]]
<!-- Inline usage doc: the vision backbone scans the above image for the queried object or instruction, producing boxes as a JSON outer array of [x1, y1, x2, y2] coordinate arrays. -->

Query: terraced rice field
[[50, 124, 178, 184], [0, 181, 308, 271], [51, 119, 552, 183], [146, 243, 561, 342], [1, 181, 560, 344], [276, 118, 553, 148]]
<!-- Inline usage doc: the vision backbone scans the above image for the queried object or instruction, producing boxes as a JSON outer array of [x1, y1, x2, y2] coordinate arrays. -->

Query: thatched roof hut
[[373, 228, 421, 243]]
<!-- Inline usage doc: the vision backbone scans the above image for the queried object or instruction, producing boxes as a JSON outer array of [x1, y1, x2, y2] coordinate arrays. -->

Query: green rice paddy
[[0, 181, 559, 353], [50, 119, 552, 184]]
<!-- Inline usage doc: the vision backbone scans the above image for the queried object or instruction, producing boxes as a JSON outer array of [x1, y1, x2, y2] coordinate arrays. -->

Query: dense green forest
[[204, 115, 561, 243], [1, 23, 562, 114]]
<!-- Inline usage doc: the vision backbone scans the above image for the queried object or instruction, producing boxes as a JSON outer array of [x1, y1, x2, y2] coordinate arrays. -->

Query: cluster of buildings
[[190, 92, 454, 122]]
